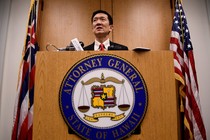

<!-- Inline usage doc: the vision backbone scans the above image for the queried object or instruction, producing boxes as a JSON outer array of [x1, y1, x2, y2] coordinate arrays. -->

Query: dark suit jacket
[[83, 41, 128, 50]]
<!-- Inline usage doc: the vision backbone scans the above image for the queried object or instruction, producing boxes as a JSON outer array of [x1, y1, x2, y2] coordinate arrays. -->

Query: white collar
[[94, 39, 110, 51]]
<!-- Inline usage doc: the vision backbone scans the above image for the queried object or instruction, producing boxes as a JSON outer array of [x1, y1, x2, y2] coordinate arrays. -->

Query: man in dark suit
[[84, 10, 128, 51]]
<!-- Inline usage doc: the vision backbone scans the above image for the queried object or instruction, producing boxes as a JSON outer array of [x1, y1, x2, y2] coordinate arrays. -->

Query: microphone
[[58, 46, 75, 51], [71, 38, 84, 51], [58, 40, 84, 51]]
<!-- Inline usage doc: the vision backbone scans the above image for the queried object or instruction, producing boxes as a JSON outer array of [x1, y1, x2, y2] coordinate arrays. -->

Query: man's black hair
[[91, 10, 113, 25]]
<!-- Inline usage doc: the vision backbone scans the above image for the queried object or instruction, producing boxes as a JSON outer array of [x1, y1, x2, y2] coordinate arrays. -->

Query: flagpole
[[178, 0, 185, 45]]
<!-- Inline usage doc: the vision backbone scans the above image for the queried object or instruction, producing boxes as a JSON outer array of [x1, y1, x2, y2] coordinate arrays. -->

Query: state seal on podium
[[59, 54, 148, 140]]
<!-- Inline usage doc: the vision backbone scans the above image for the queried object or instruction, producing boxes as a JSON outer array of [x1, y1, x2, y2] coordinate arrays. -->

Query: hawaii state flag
[[11, 0, 39, 140]]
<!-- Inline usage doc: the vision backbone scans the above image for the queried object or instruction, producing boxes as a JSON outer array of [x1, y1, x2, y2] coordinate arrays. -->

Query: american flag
[[170, 0, 206, 140], [12, 0, 39, 140]]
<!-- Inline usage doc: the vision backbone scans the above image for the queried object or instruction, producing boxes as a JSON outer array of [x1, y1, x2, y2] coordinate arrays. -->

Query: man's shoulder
[[109, 41, 128, 50], [83, 43, 94, 50]]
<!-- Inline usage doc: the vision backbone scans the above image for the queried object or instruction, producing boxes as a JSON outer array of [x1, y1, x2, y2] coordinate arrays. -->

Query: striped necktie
[[99, 43, 105, 51]]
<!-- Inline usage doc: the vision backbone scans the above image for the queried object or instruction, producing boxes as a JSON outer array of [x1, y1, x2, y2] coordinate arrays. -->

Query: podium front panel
[[33, 51, 179, 140]]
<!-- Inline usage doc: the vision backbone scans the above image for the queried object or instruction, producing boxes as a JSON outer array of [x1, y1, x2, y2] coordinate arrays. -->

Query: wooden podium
[[33, 51, 180, 140]]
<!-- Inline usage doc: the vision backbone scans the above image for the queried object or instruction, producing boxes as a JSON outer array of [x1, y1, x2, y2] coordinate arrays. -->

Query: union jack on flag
[[170, 0, 206, 140], [12, 0, 39, 140]]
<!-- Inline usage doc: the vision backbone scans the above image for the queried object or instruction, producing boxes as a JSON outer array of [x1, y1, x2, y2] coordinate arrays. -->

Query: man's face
[[92, 13, 113, 37]]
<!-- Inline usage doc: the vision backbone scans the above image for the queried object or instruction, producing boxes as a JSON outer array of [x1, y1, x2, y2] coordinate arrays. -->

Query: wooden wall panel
[[37, 0, 173, 51], [113, 0, 173, 50], [38, 0, 100, 50]]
